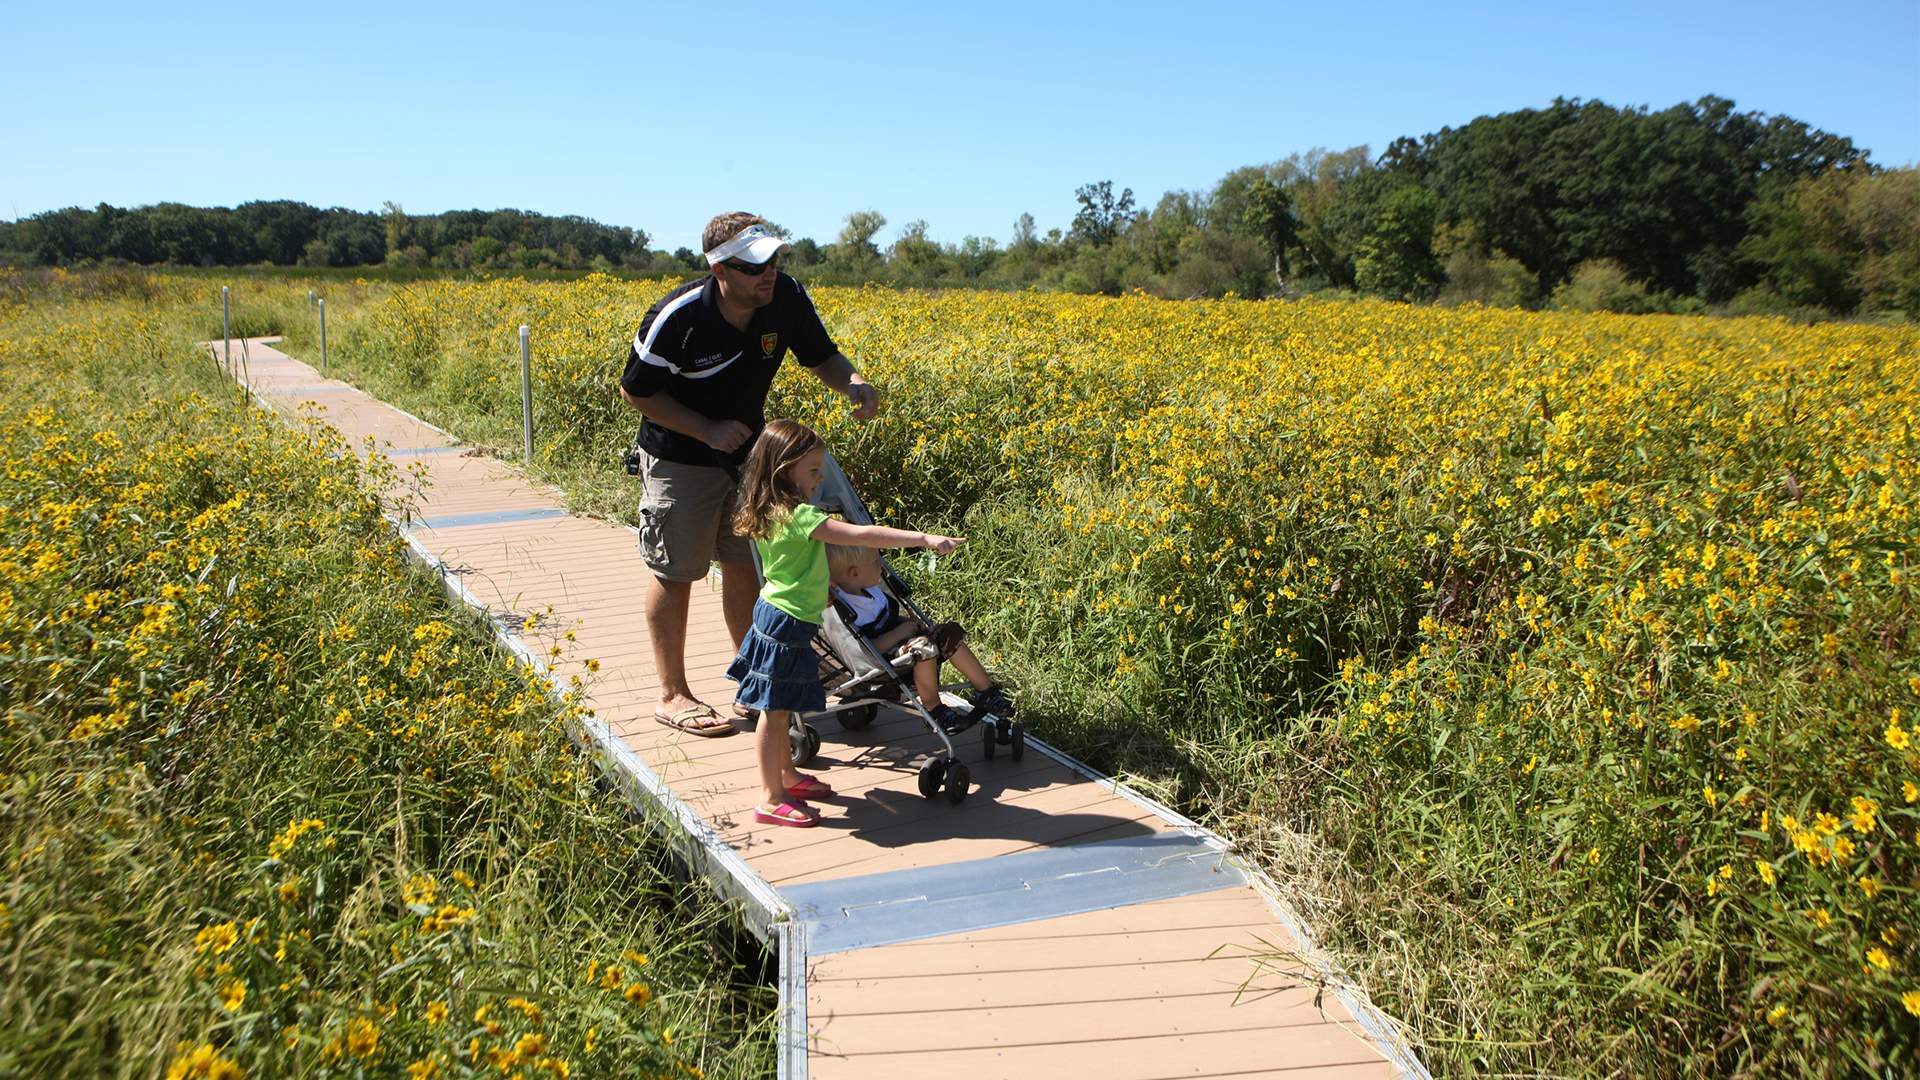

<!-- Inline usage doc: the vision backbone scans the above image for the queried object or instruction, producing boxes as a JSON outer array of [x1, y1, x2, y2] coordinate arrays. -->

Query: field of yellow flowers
[[0, 271, 773, 1078], [281, 272, 1919, 1076]]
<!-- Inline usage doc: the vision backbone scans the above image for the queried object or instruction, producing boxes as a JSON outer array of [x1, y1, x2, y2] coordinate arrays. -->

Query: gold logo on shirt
[[761, 332, 779, 356]]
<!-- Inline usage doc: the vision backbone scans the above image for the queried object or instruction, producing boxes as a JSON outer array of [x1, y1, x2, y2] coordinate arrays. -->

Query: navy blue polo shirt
[[620, 272, 838, 471]]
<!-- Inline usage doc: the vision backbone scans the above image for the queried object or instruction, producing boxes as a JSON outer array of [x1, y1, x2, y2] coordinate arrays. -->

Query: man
[[619, 211, 879, 736]]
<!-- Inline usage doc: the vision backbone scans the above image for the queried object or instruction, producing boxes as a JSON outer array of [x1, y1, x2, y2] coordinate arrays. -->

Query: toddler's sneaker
[[970, 685, 1014, 717], [929, 704, 975, 735]]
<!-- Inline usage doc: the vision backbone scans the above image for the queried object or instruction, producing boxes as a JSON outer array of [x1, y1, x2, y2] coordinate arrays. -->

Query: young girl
[[726, 419, 962, 828]]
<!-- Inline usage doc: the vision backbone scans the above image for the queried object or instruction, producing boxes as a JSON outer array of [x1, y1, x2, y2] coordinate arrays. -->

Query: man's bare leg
[[646, 575, 727, 730], [718, 561, 758, 650]]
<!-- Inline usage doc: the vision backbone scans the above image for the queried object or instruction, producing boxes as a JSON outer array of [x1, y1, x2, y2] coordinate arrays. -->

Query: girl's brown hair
[[731, 419, 824, 539]]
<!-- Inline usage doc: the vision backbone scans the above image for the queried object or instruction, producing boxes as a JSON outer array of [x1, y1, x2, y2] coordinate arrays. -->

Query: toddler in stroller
[[826, 544, 1013, 734]]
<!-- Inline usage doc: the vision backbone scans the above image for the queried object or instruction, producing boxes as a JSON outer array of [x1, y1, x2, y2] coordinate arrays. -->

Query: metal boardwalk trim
[[405, 506, 571, 531], [782, 831, 1245, 955]]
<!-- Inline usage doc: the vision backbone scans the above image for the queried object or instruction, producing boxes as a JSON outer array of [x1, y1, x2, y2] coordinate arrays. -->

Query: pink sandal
[[786, 774, 835, 800], [754, 802, 820, 828]]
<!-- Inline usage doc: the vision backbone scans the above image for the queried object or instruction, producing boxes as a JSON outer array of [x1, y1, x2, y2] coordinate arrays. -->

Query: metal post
[[519, 324, 534, 462], [221, 286, 231, 373], [307, 288, 314, 311], [319, 298, 328, 376]]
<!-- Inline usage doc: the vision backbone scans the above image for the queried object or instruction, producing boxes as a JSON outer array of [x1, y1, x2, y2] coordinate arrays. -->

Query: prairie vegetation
[[288, 272, 1920, 1076], [0, 270, 771, 1078]]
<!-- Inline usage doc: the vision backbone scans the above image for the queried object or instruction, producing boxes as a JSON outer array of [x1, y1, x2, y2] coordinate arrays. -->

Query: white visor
[[705, 223, 791, 266]]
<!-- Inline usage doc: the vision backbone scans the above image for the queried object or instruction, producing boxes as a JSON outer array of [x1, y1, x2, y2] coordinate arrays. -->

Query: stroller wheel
[[917, 757, 946, 800], [1010, 722, 1025, 762], [943, 760, 971, 804], [790, 723, 821, 767], [981, 722, 996, 760], [839, 704, 878, 731]]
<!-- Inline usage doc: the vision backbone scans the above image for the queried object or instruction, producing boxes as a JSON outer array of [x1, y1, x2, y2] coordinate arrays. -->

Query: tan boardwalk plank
[[635, 732, 931, 797], [692, 749, 1075, 824], [407, 471, 565, 498], [882, 889, 1296, 946], [756, 792, 1164, 886], [317, 406, 440, 435], [689, 757, 1082, 848], [434, 539, 643, 570], [815, 957, 1325, 1015], [807, 899, 1390, 1080], [717, 774, 1140, 878], [453, 576, 661, 621], [810, 921, 1293, 980], [810, 894, 1337, 1014], [304, 415, 441, 444], [811, 988, 1358, 1055], [614, 701, 930, 758], [555, 634, 741, 678], [410, 476, 556, 503], [399, 453, 540, 477], [630, 725, 1058, 815], [489, 594, 685, 634], [445, 564, 658, 600], [667, 725, 1056, 796], [576, 634, 748, 691], [442, 557, 656, 595], [420, 529, 643, 564], [631, 732, 959, 806], [307, 412, 447, 445], [396, 459, 531, 490], [560, 580, 729, 614], [413, 528, 574, 557], [579, 641, 740, 691], [806, 1025, 1389, 1080], [756, 798, 1165, 887]]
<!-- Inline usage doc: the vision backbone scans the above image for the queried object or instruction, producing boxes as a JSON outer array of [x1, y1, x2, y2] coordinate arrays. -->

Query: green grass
[[0, 270, 774, 1078]]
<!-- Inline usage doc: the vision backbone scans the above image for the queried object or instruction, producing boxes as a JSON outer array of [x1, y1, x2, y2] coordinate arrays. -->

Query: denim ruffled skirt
[[727, 598, 827, 714]]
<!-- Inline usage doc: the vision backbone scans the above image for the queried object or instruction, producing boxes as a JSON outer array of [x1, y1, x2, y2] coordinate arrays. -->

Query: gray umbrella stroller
[[762, 452, 1024, 805]]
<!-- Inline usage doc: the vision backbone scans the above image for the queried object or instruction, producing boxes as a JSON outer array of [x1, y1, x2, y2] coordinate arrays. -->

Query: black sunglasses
[[721, 257, 778, 276]]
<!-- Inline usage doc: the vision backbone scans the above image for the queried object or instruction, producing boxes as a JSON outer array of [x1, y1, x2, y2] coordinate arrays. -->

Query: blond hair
[[730, 419, 824, 539], [826, 544, 877, 573]]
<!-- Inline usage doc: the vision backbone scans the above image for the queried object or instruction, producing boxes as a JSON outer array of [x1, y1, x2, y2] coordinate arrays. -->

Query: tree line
[[0, 201, 653, 273], [771, 95, 1913, 320], [4, 95, 1913, 319]]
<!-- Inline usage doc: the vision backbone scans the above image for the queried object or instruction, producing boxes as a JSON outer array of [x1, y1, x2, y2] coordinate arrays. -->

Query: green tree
[[887, 219, 944, 285], [381, 201, 409, 260], [1348, 178, 1443, 300], [1070, 181, 1134, 246], [1737, 165, 1920, 317], [1242, 177, 1300, 288]]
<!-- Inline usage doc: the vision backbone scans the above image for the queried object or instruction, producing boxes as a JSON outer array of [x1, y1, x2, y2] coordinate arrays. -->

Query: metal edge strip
[[776, 920, 808, 1080], [1024, 735, 1219, 842], [405, 506, 572, 531]]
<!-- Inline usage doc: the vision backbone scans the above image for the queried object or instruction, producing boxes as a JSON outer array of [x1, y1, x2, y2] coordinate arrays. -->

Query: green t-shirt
[[757, 503, 831, 623]]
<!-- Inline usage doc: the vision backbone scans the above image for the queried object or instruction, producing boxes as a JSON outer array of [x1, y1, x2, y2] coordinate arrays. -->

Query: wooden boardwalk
[[219, 337, 1426, 1079]]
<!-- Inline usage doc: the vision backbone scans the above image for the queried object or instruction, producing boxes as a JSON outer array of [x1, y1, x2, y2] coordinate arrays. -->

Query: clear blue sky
[[4, 0, 1915, 252]]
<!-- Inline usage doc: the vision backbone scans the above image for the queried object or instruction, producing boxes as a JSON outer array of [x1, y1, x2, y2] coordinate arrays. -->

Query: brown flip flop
[[653, 704, 735, 737]]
